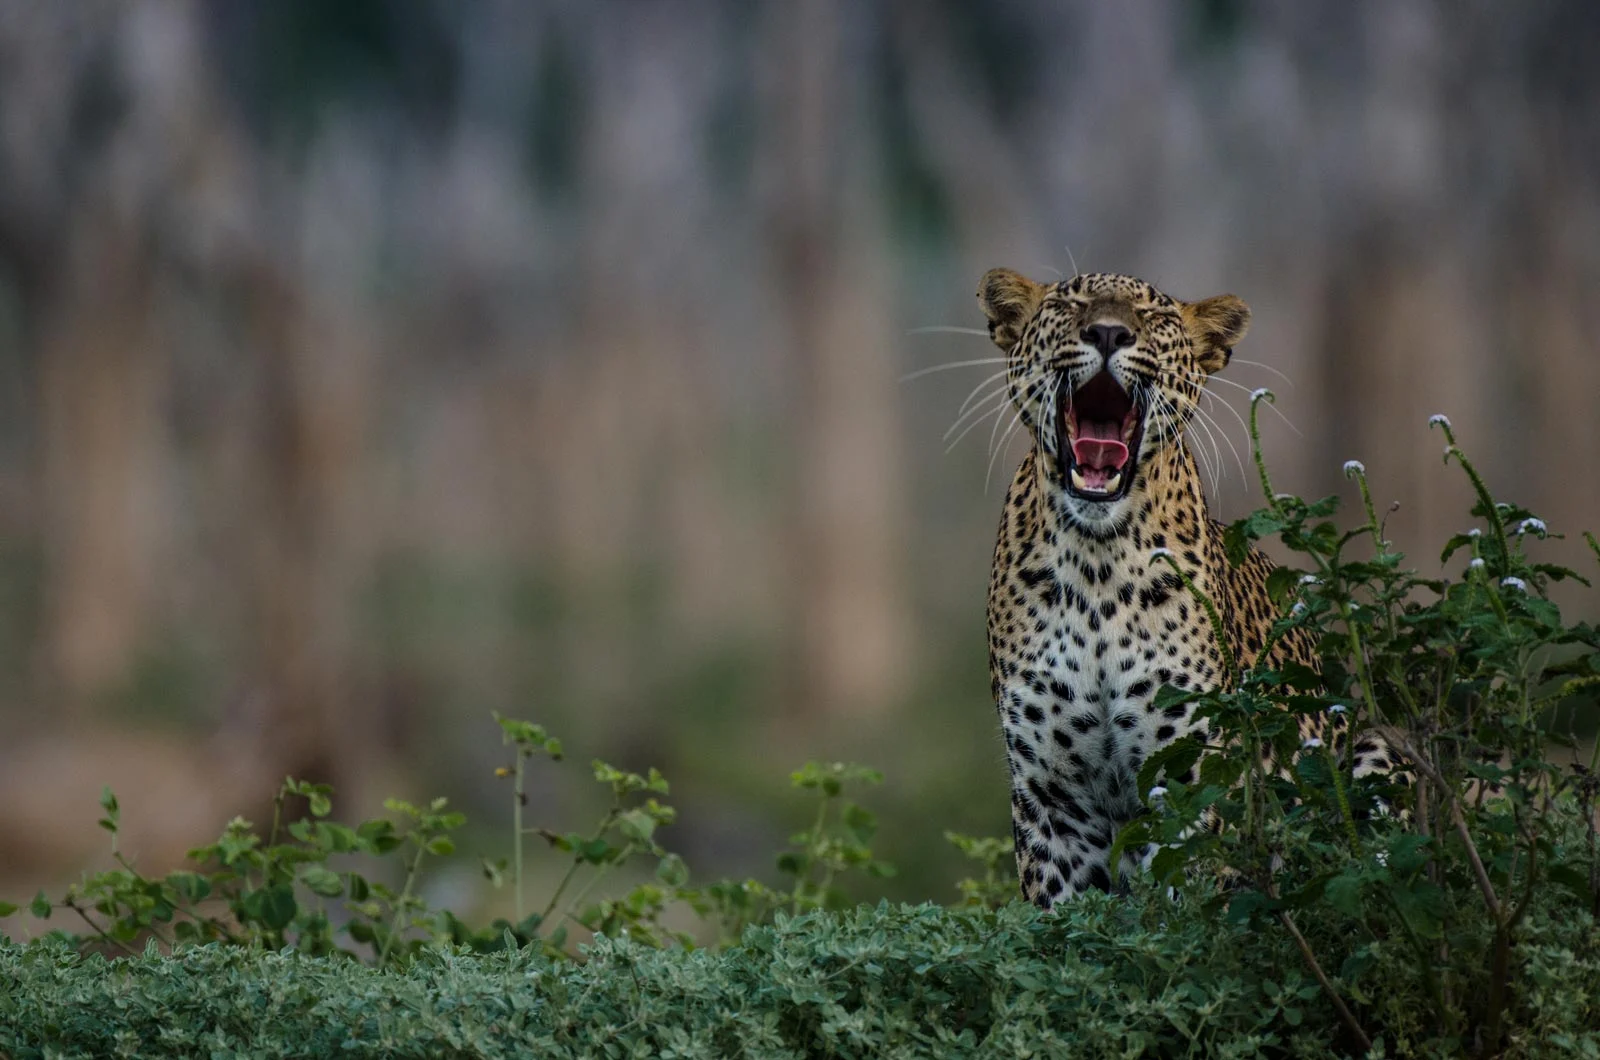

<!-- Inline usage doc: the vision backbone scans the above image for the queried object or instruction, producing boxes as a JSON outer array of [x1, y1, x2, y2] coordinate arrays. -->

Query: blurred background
[[1, 0, 1598, 915]]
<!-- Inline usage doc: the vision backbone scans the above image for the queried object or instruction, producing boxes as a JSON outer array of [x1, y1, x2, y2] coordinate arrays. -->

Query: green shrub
[[1, 897, 1595, 1059], [1114, 400, 1600, 1056]]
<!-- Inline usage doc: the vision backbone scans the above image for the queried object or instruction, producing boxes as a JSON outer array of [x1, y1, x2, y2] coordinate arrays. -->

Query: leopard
[[976, 267, 1389, 907]]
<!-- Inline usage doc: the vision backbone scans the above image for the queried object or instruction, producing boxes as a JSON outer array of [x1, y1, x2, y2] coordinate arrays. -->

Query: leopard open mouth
[[1059, 371, 1144, 501]]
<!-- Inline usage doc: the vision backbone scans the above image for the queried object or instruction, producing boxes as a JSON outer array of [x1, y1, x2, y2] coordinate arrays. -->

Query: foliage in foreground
[[1117, 403, 1600, 1057], [3, 407, 1600, 1058], [1, 897, 1595, 1060]]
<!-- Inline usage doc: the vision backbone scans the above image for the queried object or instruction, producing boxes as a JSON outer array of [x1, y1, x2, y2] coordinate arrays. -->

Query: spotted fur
[[977, 269, 1386, 906]]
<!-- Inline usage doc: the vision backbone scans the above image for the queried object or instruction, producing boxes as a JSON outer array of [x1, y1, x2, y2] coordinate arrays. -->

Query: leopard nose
[[1080, 323, 1135, 358]]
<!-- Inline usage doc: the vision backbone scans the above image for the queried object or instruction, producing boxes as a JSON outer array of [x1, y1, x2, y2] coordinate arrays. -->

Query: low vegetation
[[3, 403, 1598, 1058]]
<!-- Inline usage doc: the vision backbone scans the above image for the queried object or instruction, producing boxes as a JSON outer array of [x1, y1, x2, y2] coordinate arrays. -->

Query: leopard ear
[[1180, 294, 1251, 374], [977, 268, 1046, 353]]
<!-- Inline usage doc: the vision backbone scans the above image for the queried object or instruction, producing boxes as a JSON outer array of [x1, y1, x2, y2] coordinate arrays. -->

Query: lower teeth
[[1069, 468, 1123, 495]]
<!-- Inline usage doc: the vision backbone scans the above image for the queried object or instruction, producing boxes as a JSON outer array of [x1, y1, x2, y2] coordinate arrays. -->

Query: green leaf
[[656, 853, 689, 887], [1225, 889, 1278, 926], [167, 872, 212, 904], [299, 866, 344, 898], [1390, 880, 1444, 939], [1547, 864, 1594, 904], [0, 901, 17, 917], [1324, 873, 1364, 918], [616, 809, 658, 843], [1265, 566, 1304, 606], [29, 891, 50, 919], [424, 836, 455, 857], [1137, 733, 1203, 794], [243, 883, 297, 931]]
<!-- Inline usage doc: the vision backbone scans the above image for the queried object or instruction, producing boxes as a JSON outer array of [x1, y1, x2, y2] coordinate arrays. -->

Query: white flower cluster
[[1342, 459, 1365, 476], [1299, 574, 1320, 586], [1428, 414, 1452, 428], [1500, 576, 1526, 591], [1250, 387, 1272, 402], [1149, 547, 1173, 562], [1147, 786, 1168, 802], [1302, 737, 1324, 750], [1468, 558, 1485, 570], [1326, 704, 1347, 715], [1515, 518, 1547, 537], [1468, 528, 1481, 538]]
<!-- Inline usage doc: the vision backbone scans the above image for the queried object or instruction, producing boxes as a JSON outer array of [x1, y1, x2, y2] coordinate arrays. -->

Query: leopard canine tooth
[[1070, 469, 1089, 492], [1105, 470, 1122, 491]]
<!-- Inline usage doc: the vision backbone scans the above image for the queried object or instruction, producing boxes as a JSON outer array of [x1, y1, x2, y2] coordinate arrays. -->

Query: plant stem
[[795, 796, 832, 915], [1322, 742, 1362, 856], [1156, 553, 1237, 685], [513, 750, 526, 925], [1273, 902, 1372, 1053], [377, 841, 428, 969], [61, 899, 140, 958], [1435, 424, 1510, 572], [1248, 391, 1279, 510]]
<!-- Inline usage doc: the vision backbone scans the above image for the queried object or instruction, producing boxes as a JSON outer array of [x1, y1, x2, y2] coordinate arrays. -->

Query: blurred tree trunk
[[769, 1, 909, 720], [38, 218, 167, 710], [239, 256, 375, 801]]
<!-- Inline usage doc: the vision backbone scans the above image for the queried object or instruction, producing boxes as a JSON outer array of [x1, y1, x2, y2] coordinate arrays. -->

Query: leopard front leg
[[999, 697, 1125, 905]]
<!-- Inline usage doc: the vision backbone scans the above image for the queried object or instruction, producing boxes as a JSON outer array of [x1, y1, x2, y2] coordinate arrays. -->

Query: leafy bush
[[1115, 400, 1600, 1056], [4, 723, 905, 967], [0, 896, 1591, 1059]]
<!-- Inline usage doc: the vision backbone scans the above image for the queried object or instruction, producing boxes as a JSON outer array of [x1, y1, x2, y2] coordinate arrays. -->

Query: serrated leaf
[[1265, 566, 1303, 606], [1137, 733, 1203, 795]]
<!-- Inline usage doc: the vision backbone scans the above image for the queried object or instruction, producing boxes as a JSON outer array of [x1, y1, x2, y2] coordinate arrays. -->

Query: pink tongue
[[1072, 420, 1128, 470]]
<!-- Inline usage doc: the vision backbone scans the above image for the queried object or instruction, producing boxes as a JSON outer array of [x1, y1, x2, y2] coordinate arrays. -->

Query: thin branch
[[1375, 726, 1501, 919], [1276, 906, 1372, 1053], [61, 899, 140, 959]]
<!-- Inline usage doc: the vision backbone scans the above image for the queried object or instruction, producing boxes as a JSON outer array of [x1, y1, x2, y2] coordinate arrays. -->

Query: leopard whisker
[[906, 325, 993, 338], [1184, 392, 1241, 486], [1192, 391, 1249, 481], [986, 401, 1031, 494], [1169, 370, 1303, 438], [950, 367, 1014, 422], [946, 393, 1014, 453], [900, 356, 1014, 383], [1153, 386, 1219, 492], [1227, 357, 1296, 388]]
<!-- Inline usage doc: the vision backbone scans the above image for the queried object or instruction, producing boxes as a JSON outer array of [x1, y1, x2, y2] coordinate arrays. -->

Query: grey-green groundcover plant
[[1, 405, 1597, 1059]]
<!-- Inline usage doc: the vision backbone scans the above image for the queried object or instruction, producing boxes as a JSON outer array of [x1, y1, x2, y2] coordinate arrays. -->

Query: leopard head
[[977, 268, 1249, 528]]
